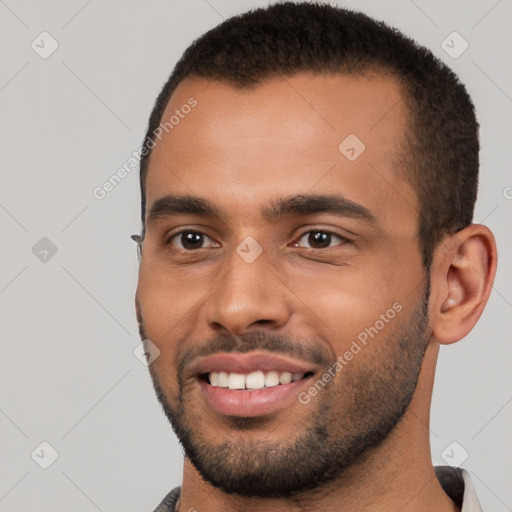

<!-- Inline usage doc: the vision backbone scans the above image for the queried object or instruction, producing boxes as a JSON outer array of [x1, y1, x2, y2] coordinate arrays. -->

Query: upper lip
[[190, 352, 317, 376]]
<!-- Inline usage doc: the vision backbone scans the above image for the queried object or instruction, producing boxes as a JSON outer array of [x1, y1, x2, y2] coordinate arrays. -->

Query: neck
[[176, 341, 459, 512]]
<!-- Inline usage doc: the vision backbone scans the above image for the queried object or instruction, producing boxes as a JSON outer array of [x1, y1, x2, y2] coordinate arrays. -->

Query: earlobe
[[431, 224, 497, 345]]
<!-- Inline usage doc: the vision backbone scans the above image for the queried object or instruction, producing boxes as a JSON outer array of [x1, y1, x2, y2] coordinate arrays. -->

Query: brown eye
[[294, 230, 348, 249], [167, 231, 220, 250]]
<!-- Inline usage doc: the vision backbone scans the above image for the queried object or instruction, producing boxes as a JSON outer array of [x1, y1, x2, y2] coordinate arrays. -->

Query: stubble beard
[[137, 282, 430, 498]]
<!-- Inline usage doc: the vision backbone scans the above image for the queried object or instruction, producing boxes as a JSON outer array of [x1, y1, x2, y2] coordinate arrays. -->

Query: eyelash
[[165, 229, 351, 251]]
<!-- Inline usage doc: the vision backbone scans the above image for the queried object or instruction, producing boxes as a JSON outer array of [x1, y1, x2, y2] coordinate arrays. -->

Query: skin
[[135, 72, 497, 512]]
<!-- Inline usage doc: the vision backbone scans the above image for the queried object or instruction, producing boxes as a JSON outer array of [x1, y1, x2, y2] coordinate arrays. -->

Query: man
[[133, 2, 497, 511]]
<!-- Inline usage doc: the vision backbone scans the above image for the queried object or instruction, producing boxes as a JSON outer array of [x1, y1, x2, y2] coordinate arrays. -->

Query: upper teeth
[[209, 370, 305, 389]]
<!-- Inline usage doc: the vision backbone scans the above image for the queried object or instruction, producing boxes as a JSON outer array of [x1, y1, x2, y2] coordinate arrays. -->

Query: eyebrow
[[147, 193, 376, 225]]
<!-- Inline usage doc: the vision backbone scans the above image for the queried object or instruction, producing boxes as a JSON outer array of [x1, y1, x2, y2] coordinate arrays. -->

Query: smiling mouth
[[199, 370, 315, 390], [193, 353, 319, 417]]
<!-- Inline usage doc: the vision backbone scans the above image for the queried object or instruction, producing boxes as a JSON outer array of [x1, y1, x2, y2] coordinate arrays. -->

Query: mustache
[[178, 331, 332, 376], [135, 298, 333, 374]]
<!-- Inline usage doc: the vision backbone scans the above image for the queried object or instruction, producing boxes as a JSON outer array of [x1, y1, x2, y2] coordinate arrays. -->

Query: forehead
[[145, 72, 417, 232]]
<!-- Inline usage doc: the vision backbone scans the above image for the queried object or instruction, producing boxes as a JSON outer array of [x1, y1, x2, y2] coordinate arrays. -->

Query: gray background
[[0, 0, 511, 510]]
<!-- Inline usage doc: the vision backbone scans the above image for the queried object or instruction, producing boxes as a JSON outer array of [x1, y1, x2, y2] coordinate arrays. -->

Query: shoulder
[[152, 486, 181, 512]]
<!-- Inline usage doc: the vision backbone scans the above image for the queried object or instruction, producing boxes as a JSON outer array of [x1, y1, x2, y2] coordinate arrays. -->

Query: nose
[[205, 246, 291, 335]]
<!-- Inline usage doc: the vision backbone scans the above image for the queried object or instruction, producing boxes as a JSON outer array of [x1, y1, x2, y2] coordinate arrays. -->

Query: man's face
[[136, 73, 431, 496]]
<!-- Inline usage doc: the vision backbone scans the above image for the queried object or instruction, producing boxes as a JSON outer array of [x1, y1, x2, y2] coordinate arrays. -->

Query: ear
[[430, 224, 497, 345]]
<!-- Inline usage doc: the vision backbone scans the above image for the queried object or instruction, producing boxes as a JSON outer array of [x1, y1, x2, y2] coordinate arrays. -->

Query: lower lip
[[198, 377, 313, 417]]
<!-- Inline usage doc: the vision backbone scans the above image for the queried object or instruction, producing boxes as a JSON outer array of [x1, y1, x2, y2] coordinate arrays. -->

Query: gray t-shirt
[[152, 466, 483, 511]]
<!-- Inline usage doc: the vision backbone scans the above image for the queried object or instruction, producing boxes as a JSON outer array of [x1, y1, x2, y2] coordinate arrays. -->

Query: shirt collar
[[435, 465, 483, 512], [154, 466, 484, 512]]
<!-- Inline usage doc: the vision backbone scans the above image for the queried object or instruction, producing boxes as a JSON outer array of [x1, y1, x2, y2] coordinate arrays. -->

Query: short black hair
[[138, 1, 479, 269]]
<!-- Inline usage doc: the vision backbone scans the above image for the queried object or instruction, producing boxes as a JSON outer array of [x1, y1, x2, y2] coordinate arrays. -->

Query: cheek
[[284, 262, 405, 349], [137, 263, 205, 339]]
